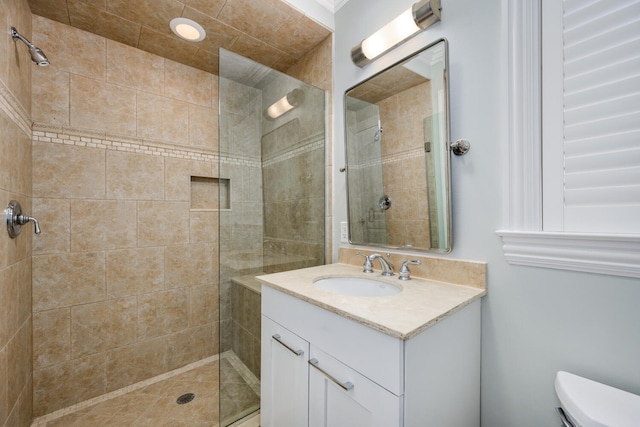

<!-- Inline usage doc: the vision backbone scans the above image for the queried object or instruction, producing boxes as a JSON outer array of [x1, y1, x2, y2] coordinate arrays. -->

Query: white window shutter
[[545, 0, 640, 234]]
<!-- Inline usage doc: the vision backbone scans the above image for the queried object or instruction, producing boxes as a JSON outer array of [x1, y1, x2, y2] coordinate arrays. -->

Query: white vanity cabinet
[[261, 285, 481, 427], [261, 316, 310, 427]]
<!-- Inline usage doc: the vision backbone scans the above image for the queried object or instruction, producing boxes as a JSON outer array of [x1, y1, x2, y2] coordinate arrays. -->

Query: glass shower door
[[218, 49, 325, 426]]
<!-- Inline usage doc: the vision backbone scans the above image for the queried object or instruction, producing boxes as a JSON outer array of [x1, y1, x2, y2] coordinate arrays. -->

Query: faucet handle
[[398, 260, 422, 281], [356, 253, 374, 273]]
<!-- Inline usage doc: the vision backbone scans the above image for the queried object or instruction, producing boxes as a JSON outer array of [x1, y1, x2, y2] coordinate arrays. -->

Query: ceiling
[[26, 0, 332, 75]]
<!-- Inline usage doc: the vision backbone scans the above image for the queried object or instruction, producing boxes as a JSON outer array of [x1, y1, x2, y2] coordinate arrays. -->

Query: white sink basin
[[314, 277, 402, 297]]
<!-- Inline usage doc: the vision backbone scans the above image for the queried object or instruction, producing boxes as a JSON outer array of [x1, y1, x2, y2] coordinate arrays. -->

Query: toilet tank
[[555, 371, 640, 427]]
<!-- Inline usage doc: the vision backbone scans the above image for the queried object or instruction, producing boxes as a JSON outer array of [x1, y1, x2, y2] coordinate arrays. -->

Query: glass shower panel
[[218, 49, 325, 426]]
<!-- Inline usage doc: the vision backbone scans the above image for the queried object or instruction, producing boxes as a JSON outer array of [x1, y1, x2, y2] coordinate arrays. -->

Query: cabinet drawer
[[309, 345, 403, 427], [263, 286, 404, 395]]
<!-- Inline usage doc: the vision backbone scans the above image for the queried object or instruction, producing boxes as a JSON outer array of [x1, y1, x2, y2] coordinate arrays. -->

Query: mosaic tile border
[[32, 123, 262, 168]]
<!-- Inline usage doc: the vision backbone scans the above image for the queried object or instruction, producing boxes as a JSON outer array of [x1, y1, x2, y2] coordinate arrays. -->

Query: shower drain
[[176, 393, 196, 405]]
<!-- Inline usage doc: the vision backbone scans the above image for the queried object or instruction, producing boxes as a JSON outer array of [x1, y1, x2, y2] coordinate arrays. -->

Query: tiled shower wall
[[30, 16, 220, 416], [287, 36, 333, 264], [0, 0, 34, 425]]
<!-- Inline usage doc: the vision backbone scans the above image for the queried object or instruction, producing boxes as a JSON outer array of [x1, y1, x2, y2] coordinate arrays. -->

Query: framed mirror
[[344, 38, 451, 253]]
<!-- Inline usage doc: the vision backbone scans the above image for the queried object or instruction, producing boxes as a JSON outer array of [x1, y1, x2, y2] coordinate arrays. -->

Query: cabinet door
[[261, 315, 310, 427], [309, 346, 402, 427]]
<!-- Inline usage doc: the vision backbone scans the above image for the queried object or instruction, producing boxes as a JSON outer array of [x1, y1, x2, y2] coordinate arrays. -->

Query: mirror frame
[[343, 38, 452, 253]]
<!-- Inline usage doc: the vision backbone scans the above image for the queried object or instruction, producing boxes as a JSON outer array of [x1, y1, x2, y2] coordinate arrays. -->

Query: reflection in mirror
[[344, 39, 451, 252]]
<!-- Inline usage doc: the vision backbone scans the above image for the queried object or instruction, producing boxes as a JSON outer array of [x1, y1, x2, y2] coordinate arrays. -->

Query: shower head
[[10, 26, 50, 66]]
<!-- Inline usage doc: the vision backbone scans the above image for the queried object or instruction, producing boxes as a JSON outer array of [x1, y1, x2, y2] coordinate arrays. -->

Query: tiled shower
[[0, 2, 332, 425]]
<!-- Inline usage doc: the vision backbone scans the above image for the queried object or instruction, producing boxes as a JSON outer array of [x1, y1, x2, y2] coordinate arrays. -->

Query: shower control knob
[[6, 200, 41, 238]]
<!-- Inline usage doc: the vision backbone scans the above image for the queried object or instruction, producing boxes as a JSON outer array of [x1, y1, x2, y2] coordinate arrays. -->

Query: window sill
[[497, 231, 640, 278]]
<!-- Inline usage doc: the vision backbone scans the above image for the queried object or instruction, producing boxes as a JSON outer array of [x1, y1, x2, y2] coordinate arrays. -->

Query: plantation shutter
[[548, 0, 640, 233]]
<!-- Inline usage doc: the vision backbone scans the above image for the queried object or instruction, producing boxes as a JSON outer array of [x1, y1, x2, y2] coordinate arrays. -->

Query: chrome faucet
[[369, 253, 394, 276], [356, 253, 374, 273], [398, 259, 422, 281]]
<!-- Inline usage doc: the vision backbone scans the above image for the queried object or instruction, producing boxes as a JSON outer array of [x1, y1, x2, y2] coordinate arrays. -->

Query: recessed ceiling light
[[170, 17, 206, 42]]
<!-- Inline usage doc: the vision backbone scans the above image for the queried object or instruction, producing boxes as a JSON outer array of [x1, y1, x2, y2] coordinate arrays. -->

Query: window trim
[[497, 0, 640, 279]]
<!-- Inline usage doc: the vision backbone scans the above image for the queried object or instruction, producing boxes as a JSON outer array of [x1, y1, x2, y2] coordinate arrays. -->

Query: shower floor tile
[[32, 352, 260, 427]]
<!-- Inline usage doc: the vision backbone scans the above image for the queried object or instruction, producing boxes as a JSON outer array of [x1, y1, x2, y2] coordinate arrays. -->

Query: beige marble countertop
[[256, 263, 486, 340]]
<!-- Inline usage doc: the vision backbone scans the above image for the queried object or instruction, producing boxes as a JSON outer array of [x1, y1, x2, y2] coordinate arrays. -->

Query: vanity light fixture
[[266, 89, 303, 119], [351, 0, 441, 68], [169, 17, 206, 42]]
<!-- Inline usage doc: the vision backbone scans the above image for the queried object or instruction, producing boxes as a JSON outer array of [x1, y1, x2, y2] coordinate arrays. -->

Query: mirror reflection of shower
[[345, 100, 388, 245], [344, 39, 452, 252], [10, 26, 50, 66]]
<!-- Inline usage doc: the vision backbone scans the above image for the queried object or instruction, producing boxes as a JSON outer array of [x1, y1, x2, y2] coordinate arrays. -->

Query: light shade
[[266, 89, 303, 119], [170, 17, 206, 42], [351, 0, 441, 68]]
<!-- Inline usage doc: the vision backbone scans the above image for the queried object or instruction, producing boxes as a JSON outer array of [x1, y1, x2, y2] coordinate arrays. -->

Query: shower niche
[[218, 49, 326, 425], [190, 176, 230, 211]]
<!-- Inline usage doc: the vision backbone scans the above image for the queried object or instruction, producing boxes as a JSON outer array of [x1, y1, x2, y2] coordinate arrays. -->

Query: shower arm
[[10, 26, 50, 66], [10, 27, 35, 48]]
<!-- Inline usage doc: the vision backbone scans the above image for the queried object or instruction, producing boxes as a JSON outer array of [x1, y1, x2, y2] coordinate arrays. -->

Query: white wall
[[333, 1, 640, 426]]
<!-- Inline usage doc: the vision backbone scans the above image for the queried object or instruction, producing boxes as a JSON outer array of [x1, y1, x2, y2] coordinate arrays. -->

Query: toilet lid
[[555, 371, 640, 427]]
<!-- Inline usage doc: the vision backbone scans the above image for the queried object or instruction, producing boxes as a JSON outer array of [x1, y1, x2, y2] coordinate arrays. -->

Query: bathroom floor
[[32, 352, 260, 427]]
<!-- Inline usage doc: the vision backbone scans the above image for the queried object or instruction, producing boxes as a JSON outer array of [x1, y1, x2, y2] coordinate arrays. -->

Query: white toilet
[[555, 371, 640, 426]]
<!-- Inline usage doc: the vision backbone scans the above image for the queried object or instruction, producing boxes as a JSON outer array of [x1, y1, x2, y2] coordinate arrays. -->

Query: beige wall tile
[[70, 200, 137, 251], [6, 27, 33, 115], [71, 297, 137, 358], [137, 201, 190, 246], [6, 321, 31, 416], [32, 67, 70, 126], [189, 211, 218, 243], [0, 264, 19, 350], [165, 60, 214, 107], [165, 242, 215, 288], [32, 15, 106, 80], [165, 324, 216, 371], [106, 40, 164, 95], [137, 26, 200, 67], [70, 74, 137, 136], [33, 308, 70, 370], [32, 198, 70, 254], [0, 3, 33, 425], [189, 104, 218, 151], [32, 252, 106, 312], [190, 284, 219, 326], [32, 141, 105, 199], [106, 247, 164, 297], [106, 150, 164, 200], [0, 346, 7, 423], [136, 91, 189, 144], [164, 157, 212, 201], [105, 337, 166, 392], [0, 115, 31, 197], [138, 289, 189, 340], [15, 258, 30, 329], [33, 353, 108, 416]]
